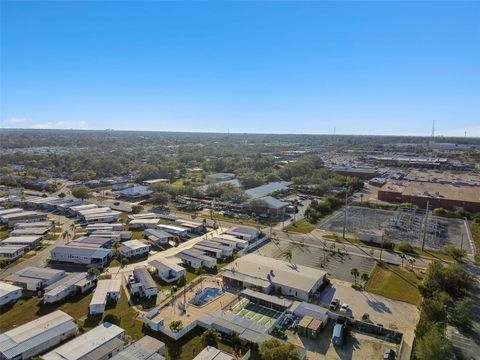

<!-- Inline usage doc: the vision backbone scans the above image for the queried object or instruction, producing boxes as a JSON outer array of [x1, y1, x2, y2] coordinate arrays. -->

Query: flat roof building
[[0, 281, 22, 306], [51, 245, 113, 267], [111, 336, 165, 360], [120, 240, 150, 259], [149, 258, 186, 283], [89, 279, 122, 315], [221, 254, 326, 301], [0, 310, 77, 360], [129, 267, 158, 298], [42, 322, 125, 360], [1, 211, 48, 227], [2, 235, 42, 249], [14, 221, 54, 229], [11, 227, 51, 236], [5, 266, 65, 291]]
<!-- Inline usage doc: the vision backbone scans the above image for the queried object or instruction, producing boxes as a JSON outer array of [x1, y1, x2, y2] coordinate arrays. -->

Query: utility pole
[[421, 201, 430, 251], [342, 191, 348, 239], [460, 233, 464, 250], [380, 232, 384, 261]]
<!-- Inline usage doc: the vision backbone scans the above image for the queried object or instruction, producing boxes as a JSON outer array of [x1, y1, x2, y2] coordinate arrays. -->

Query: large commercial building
[[221, 254, 326, 301], [378, 181, 480, 213], [0, 310, 78, 360], [42, 322, 125, 360]]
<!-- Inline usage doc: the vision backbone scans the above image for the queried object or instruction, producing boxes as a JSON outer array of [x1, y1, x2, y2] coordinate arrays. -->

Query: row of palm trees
[[350, 268, 369, 287]]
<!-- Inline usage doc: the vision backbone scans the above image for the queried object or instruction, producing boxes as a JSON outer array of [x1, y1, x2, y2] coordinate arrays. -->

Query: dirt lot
[[287, 321, 399, 360], [318, 280, 419, 360]]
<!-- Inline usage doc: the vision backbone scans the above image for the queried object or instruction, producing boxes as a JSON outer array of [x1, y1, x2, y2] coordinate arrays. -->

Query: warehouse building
[[5, 267, 65, 291], [0, 310, 77, 360], [89, 279, 122, 315], [120, 240, 150, 259], [0, 281, 22, 306], [128, 267, 158, 298], [43, 272, 95, 304], [50, 246, 113, 267], [111, 336, 165, 360], [378, 181, 480, 213], [221, 254, 326, 301], [149, 258, 186, 283], [42, 322, 125, 360]]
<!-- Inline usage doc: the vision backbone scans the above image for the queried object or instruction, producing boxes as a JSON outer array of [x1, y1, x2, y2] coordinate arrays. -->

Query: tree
[[88, 268, 100, 276], [131, 205, 144, 214], [152, 192, 171, 206], [177, 275, 186, 287], [58, 192, 66, 198], [0, 259, 9, 269], [399, 253, 407, 267], [282, 250, 293, 263], [201, 329, 221, 348], [169, 320, 183, 332], [260, 339, 300, 360], [361, 273, 369, 284], [415, 327, 452, 360], [449, 298, 472, 330], [112, 241, 121, 259], [443, 244, 466, 262], [121, 257, 129, 266], [71, 185, 92, 200], [408, 257, 416, 271], [350, 268, 360, 286], [397, 241, 413, 254], [62, 230, 70, 243]]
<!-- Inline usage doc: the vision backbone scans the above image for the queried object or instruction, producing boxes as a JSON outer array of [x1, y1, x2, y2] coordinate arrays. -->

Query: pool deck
[[157, 277, 239, 328]]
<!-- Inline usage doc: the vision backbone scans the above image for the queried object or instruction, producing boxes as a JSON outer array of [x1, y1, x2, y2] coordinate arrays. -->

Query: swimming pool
[[189, 287, 224, 307]]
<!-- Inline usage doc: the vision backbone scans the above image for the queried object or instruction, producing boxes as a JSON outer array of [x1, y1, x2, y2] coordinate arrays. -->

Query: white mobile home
[[128, 267, 158, 298], [174, 219, 205, 233], [42, 322, 125, 360], [156, 224, 189, 238], [10, 227, 51, 236], [43, 272, 95, 304], [14, 221, 54, 229], [192, 244, 223, 259], [143, 229, 174, 245], [5, 267, 65, 291], [128, 218, 159, 230], [224, 226, 260, 241], [2, 235, 42, 249], [2, 211, 48, 227], [85, 223, 124, 234], [0, 281, 22, 306], [111, 335, 165, 360], [69, 236, 115, 249], [176, 249, 217, 269], [120, 240, 150, 259], [89, 279, 122, 315], [196, 241, 233, 258], [82, 210, 121, 224], [213, 235, 249, 249], [0, 245, 26, 262], [0, 208, 23, 217], [51, 246, 113, 267], [149, 258, 186, 283], [0, 310, 77, 360]]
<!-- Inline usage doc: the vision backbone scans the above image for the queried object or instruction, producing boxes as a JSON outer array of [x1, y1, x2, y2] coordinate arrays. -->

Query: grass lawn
[[365, 263, 423, 306], [166, 334, 235, 360], [284, 218, 316, 233], [0, 289, 144, 340], [469, 220, 480, 264], [0, 225, 10, 239], [109, 258, 121, 267]]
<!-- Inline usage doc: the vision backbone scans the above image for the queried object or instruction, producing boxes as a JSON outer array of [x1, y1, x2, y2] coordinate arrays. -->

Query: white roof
[[121, 240, 149, 251], [44, 272, 90, 297], [149, 257, 185, 273], [221, 253, 326, 293], [111, 336, 165, 360], [156, 224, 189, 233], [14, 221, 53, 229], [51, 245, 113, 259], [0, 310, 77, 360], [129, 219, 159, 225], [90, 279, 122, 306], [42, 322, 124, 360], [0, 281, 22, 298], [2, 236, 42, 244], [193, 346, 234, 360]]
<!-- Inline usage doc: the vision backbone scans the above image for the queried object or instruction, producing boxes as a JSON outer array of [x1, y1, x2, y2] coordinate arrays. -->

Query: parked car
[[329, 298, 340, 310], [340, 303, 349, 316]]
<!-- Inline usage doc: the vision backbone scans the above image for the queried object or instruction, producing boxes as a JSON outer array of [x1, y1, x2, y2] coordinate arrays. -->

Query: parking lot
[[318, 280, 419, 360], [256, 240, 376, 283], [318, 206, 472, 254]]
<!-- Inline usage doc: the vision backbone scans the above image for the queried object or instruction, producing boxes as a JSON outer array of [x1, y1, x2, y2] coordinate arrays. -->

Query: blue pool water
[[189, 287, 224, 307]]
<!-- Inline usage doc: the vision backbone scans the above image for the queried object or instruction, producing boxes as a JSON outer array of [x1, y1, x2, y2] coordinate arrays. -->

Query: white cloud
[[6, 117, 29, 124], [29, 121, 89, 129]]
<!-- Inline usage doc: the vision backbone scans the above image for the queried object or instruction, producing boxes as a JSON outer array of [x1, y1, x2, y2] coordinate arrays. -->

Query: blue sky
[[1, 1, 479, 136]]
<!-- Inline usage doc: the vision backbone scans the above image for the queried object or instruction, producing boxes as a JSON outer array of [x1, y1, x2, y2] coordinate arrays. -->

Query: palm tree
[[400, 253, 407, 267], [62, 230, 70, 243], [408, 257, 416, 271], [361, 273, 369, 284], [350, 268, 360, 286], [282, 250, 293, 263], [69, 223, 76, 238]]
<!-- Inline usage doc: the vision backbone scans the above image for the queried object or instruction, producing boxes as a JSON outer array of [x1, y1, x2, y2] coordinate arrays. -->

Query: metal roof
[[0, 310, 77, 360], [245, 182, 288, 198], [241, 289, 293, 309], [149, 258, 185, 274], [0, 281, 22, 298], [193, 346, 234, 360], [111, 336, 165, 360], [51, 245, 113, 259], [90, 279, 121, 306], [133, 267, 157, 290], [44, 272, 90, 297]]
